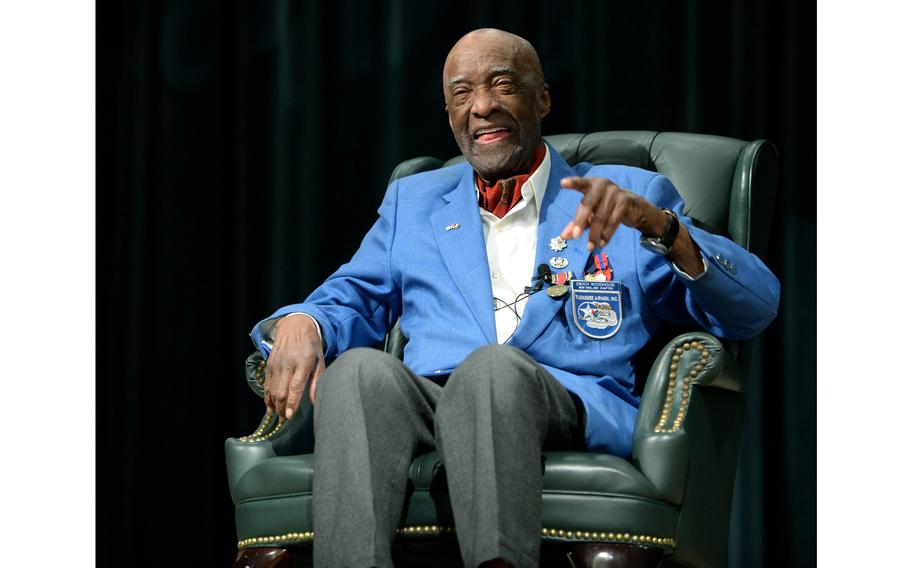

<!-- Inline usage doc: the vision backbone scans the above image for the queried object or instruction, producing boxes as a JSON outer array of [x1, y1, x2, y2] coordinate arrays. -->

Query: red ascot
[[476, 145, 546, 218]]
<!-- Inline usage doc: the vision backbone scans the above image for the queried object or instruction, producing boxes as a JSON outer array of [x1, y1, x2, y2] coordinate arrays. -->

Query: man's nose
[[470, 88, 500, 118]]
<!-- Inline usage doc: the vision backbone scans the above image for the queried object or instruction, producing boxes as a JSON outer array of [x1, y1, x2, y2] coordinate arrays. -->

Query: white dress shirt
[[478, 145, 552, 344]]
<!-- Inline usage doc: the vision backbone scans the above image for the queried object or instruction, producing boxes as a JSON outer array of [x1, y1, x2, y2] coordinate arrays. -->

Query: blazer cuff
[[669, 254, 709, 282], [258, 312, 326, 354]]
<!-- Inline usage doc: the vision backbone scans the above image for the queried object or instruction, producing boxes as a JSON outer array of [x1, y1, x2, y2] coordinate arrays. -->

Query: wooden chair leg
[[231, 541, 663, 567], [232, 547, 296, 568], [560, 543, 665, 568]]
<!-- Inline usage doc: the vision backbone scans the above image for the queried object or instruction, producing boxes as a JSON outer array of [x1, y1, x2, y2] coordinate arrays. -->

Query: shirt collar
[[474, 143, 552, 222], [523, 143, 551, 221]]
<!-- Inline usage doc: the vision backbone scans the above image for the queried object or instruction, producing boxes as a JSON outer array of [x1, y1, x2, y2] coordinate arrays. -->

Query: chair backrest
[[385, 131, 778, 361], [439, 131, 778, 256]]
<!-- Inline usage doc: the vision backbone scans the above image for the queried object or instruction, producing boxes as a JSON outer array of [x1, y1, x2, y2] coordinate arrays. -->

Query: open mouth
[[473, 127, 512, 145]]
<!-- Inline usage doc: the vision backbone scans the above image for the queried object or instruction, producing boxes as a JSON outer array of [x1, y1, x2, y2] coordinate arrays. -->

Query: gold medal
[[547, 284, 568, 298]]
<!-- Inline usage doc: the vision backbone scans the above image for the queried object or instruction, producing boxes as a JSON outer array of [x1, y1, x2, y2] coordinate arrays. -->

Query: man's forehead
[[447, 65, 518, 86], [444, 45, 526, 81]]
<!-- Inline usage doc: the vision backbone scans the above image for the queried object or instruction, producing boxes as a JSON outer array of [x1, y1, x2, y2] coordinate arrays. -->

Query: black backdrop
[[97, 1, 816, 566]]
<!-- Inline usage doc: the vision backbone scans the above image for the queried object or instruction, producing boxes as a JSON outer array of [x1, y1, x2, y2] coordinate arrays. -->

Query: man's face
[[443, 36, 550, 182]]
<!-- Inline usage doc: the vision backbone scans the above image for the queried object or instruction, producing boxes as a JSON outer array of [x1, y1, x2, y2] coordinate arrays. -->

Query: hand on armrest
[[264, 314, 325, 419]]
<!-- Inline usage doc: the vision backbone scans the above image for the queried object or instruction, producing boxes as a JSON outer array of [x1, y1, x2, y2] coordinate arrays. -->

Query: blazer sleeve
[[636, 174, 780, 339], [249, 180, 403, 359]]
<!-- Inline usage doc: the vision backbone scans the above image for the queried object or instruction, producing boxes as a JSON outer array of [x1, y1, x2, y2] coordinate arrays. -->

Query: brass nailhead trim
[[540, 527, 676, 548], [238, 414, 272, 442], [655, 340, 710, 433], [239, 415, 286, 443], [239, 526, 456, 548], [237, 531, 314, 548], [395, 525, 455, 537], [238, 526, 675, 549], [255, 360, 266, 385]]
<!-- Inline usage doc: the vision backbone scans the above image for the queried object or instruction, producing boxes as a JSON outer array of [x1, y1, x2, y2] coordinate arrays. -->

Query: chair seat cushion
[[234, 451, 662, 503], [407, 451, 661, 498], [233, 454, 314, 504], [233, 451, 678, 547], [403, 452, 677, 543]]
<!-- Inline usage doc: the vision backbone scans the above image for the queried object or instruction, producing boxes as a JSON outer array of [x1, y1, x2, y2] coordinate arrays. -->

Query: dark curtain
[[97, 1, 815, 566]]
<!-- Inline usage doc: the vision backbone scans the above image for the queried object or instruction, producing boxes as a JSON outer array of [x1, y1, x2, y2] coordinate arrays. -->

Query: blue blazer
[[252, 144, 780, 456]]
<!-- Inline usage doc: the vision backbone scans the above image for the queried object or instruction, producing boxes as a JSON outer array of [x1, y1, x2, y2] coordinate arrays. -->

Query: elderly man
[[252, 28, 779, 568]]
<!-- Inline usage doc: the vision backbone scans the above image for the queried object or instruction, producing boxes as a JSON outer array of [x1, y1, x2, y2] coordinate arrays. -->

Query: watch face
[[640, 237, 671, 256]]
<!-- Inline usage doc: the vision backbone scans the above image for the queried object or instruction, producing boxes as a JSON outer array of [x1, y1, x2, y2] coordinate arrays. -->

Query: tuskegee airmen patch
[[570, 280, 623, 339]]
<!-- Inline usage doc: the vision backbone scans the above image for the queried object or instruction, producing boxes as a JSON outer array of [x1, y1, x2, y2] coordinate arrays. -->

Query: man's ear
[[538, 84, 551, 119]]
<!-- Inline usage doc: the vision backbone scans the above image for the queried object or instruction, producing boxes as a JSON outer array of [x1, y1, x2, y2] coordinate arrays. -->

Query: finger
[[309, 358, 326, 404], [598, 198, 629, 247], [586, 191, 614, 252], [570, 186, 605, 241], [285, 364, 310, 419], [272, 363, 291, 420], [596, 191, 639, 248], [263, 364, 276, 415], [560, 176, 591, 192]]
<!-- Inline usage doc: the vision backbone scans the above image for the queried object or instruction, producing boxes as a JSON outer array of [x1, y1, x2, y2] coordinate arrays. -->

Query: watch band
[[639, 208, 680, 256], [658, 208, 679, 251]]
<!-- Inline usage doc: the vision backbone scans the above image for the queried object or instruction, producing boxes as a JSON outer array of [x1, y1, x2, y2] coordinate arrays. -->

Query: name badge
[[570, 280, 623, 339]]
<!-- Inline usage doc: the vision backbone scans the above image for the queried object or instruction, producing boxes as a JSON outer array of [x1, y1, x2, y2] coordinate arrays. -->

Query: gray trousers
[[312, 345, 582, 568]]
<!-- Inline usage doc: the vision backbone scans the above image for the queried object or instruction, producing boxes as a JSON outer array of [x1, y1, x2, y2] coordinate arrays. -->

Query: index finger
[[560, 176, 592, 192], [284, 365, 309, 419], [562, 182, 606, 240]]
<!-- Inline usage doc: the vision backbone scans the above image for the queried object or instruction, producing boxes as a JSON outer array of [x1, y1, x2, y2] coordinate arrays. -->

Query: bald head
[[442, 29, 551, 182], [443, 28, 545, 92]]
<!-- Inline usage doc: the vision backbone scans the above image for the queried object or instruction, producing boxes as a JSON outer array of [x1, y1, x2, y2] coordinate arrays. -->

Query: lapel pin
[[549, 236, 567, 252], [445, 223, 461, 231], [549, 256, 569, 269]]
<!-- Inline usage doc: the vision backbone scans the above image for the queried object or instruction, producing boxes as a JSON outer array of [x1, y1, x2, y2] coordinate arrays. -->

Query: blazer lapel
[[430, 165, 497, 344], [507, 148, 589, 351]]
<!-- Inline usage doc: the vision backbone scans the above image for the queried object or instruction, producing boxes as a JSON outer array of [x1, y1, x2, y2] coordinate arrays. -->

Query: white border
[[818, 2, 910, 565], [0, 2, 95, 564]]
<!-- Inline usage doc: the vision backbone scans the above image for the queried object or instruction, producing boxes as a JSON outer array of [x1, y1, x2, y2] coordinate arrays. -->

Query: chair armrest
[[225, 353, 317, 503], [244, 352, 267, 398], [632, 332, 747, 567], [631, 332, 739, 504]]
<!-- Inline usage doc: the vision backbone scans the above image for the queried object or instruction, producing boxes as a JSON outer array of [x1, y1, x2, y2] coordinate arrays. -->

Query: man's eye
[[494, 80, 517, 93], [451, 89, 470, 103]]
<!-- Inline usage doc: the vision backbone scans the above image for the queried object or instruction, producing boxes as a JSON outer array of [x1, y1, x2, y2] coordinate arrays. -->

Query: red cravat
[[476, 145, 546, 218]]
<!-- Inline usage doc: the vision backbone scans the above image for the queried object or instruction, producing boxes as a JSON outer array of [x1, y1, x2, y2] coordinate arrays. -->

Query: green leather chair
[[225, 131, 778, 568]]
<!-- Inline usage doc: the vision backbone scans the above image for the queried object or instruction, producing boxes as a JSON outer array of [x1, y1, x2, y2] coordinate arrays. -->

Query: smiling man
[[252, 29, 779, 568]]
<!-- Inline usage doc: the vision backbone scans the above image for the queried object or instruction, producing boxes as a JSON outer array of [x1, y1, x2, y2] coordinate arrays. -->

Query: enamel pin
[[445, 223, 461, 231], [571, 280, 623, 339], [549, 236, 567, 252], [549, 256, 569, 269]]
